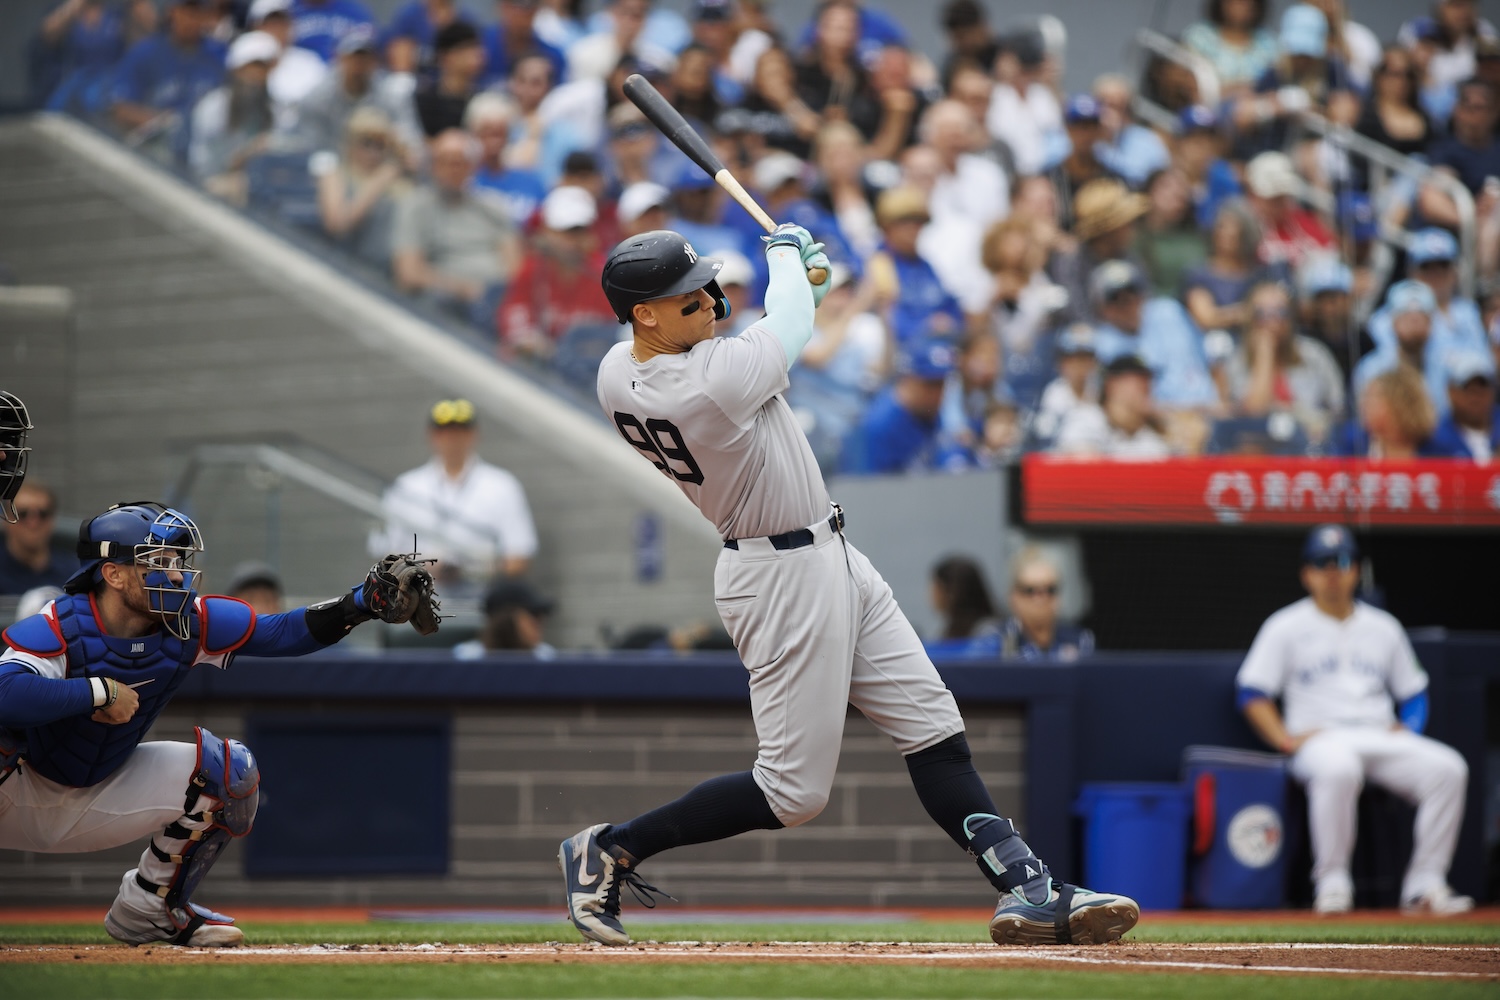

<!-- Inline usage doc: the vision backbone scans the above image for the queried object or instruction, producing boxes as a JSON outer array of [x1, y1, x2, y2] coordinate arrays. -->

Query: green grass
[[0, 964, 1494, 1000], [4, 918, 1499, 946]]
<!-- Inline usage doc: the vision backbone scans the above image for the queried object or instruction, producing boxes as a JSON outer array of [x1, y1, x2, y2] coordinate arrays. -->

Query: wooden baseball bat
[[622, 73, 827, 286]]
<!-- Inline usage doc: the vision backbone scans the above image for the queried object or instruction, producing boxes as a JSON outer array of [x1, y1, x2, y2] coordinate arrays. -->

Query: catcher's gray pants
[[714, 516, 965, 826]]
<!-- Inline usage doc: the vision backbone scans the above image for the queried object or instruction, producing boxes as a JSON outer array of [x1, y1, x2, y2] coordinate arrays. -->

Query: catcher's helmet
[[602, 230, 730, 324], [0, 390, 32, 524], [65, 501, 204, 639]]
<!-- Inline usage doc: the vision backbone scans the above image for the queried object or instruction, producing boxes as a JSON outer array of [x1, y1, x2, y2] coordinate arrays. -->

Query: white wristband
[[90, 676, 109, 708]]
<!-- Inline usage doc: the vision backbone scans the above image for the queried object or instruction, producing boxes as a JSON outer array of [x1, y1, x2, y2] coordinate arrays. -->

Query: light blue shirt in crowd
[[1094, 125, 1171, 190], [1094, 297, 1219, 409]]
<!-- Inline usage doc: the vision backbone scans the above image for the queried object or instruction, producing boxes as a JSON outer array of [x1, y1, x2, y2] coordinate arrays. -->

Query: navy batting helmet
[[1302, 523, 1358, 569], [601, 230, 729, 324], [0, 390, 32, 524], [65, 501, 204, 639]]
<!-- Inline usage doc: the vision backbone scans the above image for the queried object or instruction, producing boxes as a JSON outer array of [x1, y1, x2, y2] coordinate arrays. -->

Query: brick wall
[[1, 701, 1025, 910]]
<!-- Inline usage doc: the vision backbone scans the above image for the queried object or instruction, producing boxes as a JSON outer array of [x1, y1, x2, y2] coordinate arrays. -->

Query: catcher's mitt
[[361, 552, 441, 635]]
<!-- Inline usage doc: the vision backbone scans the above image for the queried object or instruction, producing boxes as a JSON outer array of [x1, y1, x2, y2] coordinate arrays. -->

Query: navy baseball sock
[[905, 733, 1049, 899], [599, 770, 783, 862]]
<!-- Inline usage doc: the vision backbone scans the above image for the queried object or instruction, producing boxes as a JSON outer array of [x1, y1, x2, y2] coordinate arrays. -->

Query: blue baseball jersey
[[291, 0, 376, 62], [110, 34, 224, 115]]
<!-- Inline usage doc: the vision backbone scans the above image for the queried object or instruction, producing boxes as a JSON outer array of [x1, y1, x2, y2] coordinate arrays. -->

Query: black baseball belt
[[724, 505, 845, 551]]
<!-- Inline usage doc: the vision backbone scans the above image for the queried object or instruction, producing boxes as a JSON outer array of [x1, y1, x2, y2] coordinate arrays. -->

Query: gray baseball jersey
[[596, 324, 829, 540], [597, 320, 964, 826]]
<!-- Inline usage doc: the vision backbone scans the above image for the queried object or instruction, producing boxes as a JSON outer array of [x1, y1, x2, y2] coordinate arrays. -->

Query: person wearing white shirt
[[248, 0, 328, 121], [916, 100, 1009, 315], [1235, 525, 1472, 917], [1053, 354, 1170, 459], [371, 399, 538, 587]]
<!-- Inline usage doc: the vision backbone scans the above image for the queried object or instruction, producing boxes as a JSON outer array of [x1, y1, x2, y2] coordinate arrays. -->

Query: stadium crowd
[[26, 0, 1500, 471]]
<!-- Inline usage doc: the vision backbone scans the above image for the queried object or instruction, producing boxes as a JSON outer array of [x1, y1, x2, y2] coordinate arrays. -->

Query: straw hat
[[1072, 179, 1148, 242]]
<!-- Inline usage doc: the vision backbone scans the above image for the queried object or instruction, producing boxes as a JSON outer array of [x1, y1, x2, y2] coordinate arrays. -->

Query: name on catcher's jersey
[[597, 324, 829, 540], [1235, 597, 1429, 735]]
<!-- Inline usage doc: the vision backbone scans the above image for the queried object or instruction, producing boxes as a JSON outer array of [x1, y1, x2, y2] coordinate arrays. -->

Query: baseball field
[[2, 906, 1496, 998]]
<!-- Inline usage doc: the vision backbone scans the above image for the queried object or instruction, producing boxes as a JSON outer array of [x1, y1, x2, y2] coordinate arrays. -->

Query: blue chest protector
[[3, 594, 255, 788]]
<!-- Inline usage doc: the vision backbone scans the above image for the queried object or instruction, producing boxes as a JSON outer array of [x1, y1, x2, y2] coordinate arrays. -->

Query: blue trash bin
[[1074, 782, 1190, 911], [1182, 745, 1288, 909]]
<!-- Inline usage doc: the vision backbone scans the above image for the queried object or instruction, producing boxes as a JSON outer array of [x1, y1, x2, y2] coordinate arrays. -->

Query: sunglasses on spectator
[[1418, 259, 1454, 270], [12, 507, 55, 522], [355, 135, 387, 149], [1016, 583, 1059, 597]]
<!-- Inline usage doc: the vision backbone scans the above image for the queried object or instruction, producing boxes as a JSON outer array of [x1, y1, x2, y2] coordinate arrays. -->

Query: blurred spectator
[[1430, 350, 1500, 461], [997, 547, 1094, 662], [721, 45, 821, 158], [687, 0, 747, 107], [0, 482, 69, 596], [496, 185, 613, 359], [866, 44, 928, 161], [811, 121, 878, 261], [938, 329, 1004, 460], [1305, 0, 1381, 89], [1135, 167, 1206, 298], [381, 0, 469, 76], [1359, 279, 1456, 419], [189, 30, 278, 199], [671, 42, 723, 125], [568, 0, 673, 81], [725, 0, 776, 87], [1399, 0, 1498, 97], [616, 180, 669, 237], [1091, 260, 1219, 412], [482, 0, 567, 88], [666, 161, 743, 264], [792, 0, 907, 71], [250, 0, 327, 114], [789, 265, 887, 470], [610, 619, 735, 653], [39, 0, 157, 114], [1033, 323, 1100, 445], [414, 20, 486, 137], [1049, 95, 1109, 230], [919, 99, 1010, 312], [1244, 151, 1335, 270], [1091, 74, 1170, 190], [225, 561, 285, 614], [1009, 173, 1075, 263], [604, 102, 663, 193], [391, 128, 520, 326], [311, 106, 412, 269], [289, 0, 376, 64], [510, 52, 581, 182], [929, 555, 1001, 643], [1225, 280, 1345, 443], [1173, 104, 1241, 231], [1183, 198, 1265, 337], [1421, 79, 1500, 230], [1050, 179, 1148, 325], [1233, 4, 1356, 154], [841, 337, 961, 474], [289, 26, 421, 156], [374, 398, 538, 588], [865, 186, 964, 347], [13, 586, 65, 624], [938, 0, 998, 90], [1354, 45, 1432, 182], [466, 92, 546, 226], [792, 0, 880, 140], [946, 63, 1013, 177], [1298, 255, 1373, 381], [1334, 364, 1441, 459], [985, 24, 1063, 177], [1182, 0, 1278, 97], [713, 251, 757, 336], [980, 217, 1068, 409], [557, 151, 617, 247], [454, 578, 557, 658], [109, 0, 225, 155], [1399, 228, 1488, 356], [1054, 354, 1171, 458]]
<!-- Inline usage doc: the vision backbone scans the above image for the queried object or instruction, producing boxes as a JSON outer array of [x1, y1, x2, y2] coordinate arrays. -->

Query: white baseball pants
[[1288, 726, 1468, 901], [714, 518, 966, 827]]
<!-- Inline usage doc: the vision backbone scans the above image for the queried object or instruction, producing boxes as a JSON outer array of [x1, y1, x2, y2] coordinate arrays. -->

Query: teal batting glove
[[762, 223, 814, 255], [805, 249, 831, 307]]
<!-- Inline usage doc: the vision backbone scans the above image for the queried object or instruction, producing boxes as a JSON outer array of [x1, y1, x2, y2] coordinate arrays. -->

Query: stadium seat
[[245, 151, 320, 230]]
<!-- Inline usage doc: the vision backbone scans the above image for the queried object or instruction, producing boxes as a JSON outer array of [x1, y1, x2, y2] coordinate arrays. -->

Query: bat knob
[[807, 267, 828, 286]]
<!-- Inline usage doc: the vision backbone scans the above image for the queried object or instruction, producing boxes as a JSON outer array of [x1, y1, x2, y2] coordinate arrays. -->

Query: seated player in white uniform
[[558, 226, 1140, 948], [1236, 524, 1472, 915]]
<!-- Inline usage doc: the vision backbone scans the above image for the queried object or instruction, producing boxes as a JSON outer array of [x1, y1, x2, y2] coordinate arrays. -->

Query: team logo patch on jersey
[[631, 379, 643, 392]]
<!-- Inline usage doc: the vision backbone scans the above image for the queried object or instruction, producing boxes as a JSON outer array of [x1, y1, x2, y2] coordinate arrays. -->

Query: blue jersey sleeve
[[109, 37, 153, 104], [1397, 690, 1429, 734], [0, 661, 94, 728], [240, 610, 328, 657]]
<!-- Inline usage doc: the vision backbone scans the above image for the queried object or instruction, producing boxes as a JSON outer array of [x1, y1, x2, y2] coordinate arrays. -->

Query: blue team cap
[[1447, 349, 1497, 386], [337, 24, 378, 56], [1056, 323, 1097, 355], [896, 338, 957, 380], [1336, 191, 1378, 243], [1280, 3, 1328, 57], [1386, 279, 1437, 316], [1065, 94, 1101, 124], [1408, 227, 1458, 265], [1303, 523, 1358, 568], [671, 157, 715, 190], [1177, 104, 1219, 134], [1299, 254, 1352, 297]]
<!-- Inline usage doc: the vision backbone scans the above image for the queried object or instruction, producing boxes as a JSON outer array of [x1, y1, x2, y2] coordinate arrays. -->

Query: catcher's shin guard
[[134, 727, 259, 942]]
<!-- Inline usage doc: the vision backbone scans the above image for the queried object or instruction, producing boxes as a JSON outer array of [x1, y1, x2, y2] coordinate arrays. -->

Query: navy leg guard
[[965, 813, 1052, 905]]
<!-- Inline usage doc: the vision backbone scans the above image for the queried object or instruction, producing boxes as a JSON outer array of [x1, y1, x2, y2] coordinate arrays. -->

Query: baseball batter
[[559, 226, 1140, 947], [0, 501, 439, 946], [1236, 524, 1472, 915]]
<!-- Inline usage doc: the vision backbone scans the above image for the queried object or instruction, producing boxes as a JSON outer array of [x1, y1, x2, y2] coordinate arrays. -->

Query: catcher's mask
[[65, 501, 204, 640], [0, 390, 32, 524]]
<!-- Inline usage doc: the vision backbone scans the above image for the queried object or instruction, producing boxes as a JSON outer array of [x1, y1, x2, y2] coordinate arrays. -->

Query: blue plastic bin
[[1182, 745, 1288, 909], [1074, 782, 1191, 911]]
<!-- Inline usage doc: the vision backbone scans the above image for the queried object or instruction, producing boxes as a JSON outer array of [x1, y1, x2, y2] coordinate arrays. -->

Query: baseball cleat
[[1402, 884, 1474, 916], [105, 902, 244, 947], [988, 882, 1139, 946], [1313, 884, 1353, 915], [558, 824, 673, 946]]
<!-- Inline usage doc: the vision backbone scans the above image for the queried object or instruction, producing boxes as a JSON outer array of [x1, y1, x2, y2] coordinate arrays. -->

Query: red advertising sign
[[1022, 456, 1500, 527]]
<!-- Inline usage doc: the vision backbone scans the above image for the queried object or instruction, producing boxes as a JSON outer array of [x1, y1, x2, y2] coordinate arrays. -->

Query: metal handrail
[[167, 443, 386, 519], [1133, 29, 1221, 117]]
